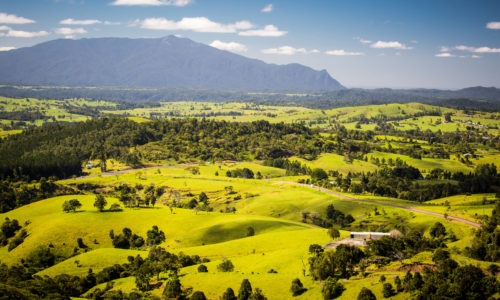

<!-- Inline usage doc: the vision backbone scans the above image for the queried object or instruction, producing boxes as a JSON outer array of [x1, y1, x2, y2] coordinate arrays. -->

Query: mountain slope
[[0, 36, 343, 90]]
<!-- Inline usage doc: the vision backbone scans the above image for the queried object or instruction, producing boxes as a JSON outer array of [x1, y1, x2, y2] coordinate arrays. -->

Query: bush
[[247, 226, 255, 237], [62, 199, 82, 212], [217, 259, 234, 272], [94, 194, 107, 212], [328, 227, 340, 239], [238, 279, 252, 300], [322, 277, 344, 299], [222, 287, 237, 300], [190, 291, 206, 300], [290, 278, 306, 296], [109, 203, 122, 212], [430, 222, 446, 238], [7, 229, 27, 251], [382, 283, 394, 298], [163, 276, 182, 298], [357, 287, 376, 300], [197, 264, 208, 272]]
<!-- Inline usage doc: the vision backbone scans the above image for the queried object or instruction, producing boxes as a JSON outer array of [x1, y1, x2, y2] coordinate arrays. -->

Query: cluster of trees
[[109, 226, 166, 250], [467, 200, 500, 261], [0, 118, 321, 181], [109, 228, 145, 249], [367, 230, 444, 260], [403, 248, 499, 299], [330, 164, 499, 203], [0, 177, 74, 213], [0, 217, 27, 251], [301, 204, 355, 229], [226, 168, 255, 179], [62, 199, 82, 212], [263, 158, 310, 176], [0, 243, 209, 299]]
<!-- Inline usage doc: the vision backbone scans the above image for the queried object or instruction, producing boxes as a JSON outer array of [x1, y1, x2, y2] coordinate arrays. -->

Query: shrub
[[190, 291, 206, 300], [217, 259, 234, 272], [322, 277, 344, 299], [382, 283, 394, 298], [290, 278, 306, 296], [197, 264, 208, 273]]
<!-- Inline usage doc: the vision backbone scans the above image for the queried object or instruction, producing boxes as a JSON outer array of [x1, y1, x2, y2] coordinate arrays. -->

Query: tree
[[249, 288, 267, 300], [311, 168, 328, 182], [221, 288, 237, 300], [197, 264, 208, 273], [191, 291, 206, 300], [409, 272, 423, 291], [199, 192, 208, 205], [290, 278, 306, 296], [430, 222, 446, 238], [217, 259, 234, 272], [163, 275, 182, 299], [146, 225, 165, 246], [357, 287, 376, 300], [322, 277, 344, 299], [247, 226, 255, 237], [62, 199, 82, 212], [382, 283, 394, 298], [328, 227, 340, 239], [94, 194, 107, 212], [394, 276, 402, 292], [238, 279, 252, 300], [488, 264, 499, 276]]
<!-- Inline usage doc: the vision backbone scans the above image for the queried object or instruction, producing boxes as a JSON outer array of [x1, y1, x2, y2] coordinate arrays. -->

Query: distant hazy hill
[[0, 35, 343, 91]]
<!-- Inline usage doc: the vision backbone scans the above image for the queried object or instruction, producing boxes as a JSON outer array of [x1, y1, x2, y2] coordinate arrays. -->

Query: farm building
[[350, 231, 391, 240]]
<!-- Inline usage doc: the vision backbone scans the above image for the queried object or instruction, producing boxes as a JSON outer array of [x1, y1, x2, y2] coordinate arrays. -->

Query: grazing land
[[1, 96, 499, 299]]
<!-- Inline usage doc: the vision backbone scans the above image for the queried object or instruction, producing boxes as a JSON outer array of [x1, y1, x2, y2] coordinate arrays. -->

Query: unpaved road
[[271, 181, 482, 228], [75, 164, 481, 228]]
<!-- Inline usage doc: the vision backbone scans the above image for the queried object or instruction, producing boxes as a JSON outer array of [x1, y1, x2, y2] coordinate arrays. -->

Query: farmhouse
[[350, 231, 391, 240]]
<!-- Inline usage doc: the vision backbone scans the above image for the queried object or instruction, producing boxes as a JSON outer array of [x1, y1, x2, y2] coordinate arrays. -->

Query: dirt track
[[271, 181, 482, 228]]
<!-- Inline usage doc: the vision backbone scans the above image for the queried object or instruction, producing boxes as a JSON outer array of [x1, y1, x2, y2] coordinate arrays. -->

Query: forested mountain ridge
[[0, 35, 343, 91]]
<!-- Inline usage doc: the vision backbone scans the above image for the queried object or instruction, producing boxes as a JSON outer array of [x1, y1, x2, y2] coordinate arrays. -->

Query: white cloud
[[310, 49, 320, 53], [353, 37, 371, 44], [435, 52, 455, 57], [456, 45, 500, 53], [0, 29, 49, 38], [0, 12, 35, 24], [60, 18, 102, 25], [110, 0, 192, 6], [486, 22, 500, 30], [210, 40, 247, 52], [370, 40, 413, 50], [261, 46, 307, 55], [238, 24, 286, 37], [140, 17, 253, 33], [0, 25, 10, 31], [472, 55, 481, 58], [261, 4, 273, 13], [0, 46, 15, 51], [104, 21, 121, 25], [55, 27, 88, 35], [439, 46, 451, 52], [325, 49, 364, 56]]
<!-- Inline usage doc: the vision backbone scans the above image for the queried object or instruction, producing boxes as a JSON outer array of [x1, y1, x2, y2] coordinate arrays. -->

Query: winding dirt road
[[75, 164, 481, 228], [271, 181, 482, 228]]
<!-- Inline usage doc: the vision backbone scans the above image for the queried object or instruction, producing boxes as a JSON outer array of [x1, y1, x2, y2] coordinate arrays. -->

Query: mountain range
[[0, 35, 343, 91]]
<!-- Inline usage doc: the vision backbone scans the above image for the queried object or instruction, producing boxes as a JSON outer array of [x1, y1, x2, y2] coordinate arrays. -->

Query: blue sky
[[1, 0, 499, 89]]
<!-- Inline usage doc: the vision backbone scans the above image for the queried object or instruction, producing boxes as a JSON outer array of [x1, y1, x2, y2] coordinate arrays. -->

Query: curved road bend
[[74, 165, 481, 228], [270, 181, 482, 228]]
